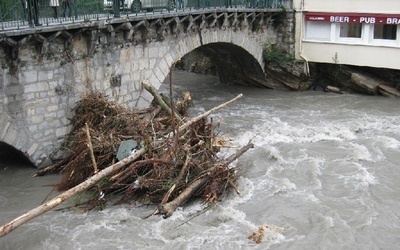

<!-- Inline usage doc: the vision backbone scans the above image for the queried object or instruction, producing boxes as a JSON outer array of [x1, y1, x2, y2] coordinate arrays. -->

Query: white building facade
[[293, 0, 400, 70]]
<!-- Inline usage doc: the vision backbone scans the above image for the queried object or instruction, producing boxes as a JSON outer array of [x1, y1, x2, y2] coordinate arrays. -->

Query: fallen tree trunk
[[142, 80, 182, 122], [0, 93, 243, 237], [158, 142, 254, 218], [177, 93, 243, 132]]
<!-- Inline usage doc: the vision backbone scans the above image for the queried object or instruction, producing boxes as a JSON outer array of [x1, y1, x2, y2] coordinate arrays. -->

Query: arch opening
[[0, 141, 35, 168], [177, 42, 274, 88]]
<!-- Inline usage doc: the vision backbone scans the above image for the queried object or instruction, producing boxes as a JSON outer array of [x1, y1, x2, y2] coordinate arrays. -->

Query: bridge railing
[[0, 0, 289, 31]]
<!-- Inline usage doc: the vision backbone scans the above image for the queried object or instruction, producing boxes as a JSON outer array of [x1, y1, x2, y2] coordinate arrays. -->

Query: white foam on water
[[292, 190, 320, 203], [338, 162, 378, 190], [226, 176, 255, 207], [129, 172, 298, 250], [345, 142, 374, 161], [375, 135, 400, 150], [229, 116, 362, 151], [140, 206, 254, 249], [264, 146, 285, 162], [267, 177, 297, 196]]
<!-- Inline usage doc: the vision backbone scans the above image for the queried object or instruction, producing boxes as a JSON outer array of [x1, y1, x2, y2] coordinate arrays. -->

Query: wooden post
[[85, 123, 98, 174]]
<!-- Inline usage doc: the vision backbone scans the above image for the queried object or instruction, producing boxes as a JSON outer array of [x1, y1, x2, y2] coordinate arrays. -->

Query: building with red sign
[[293, 0, 400, 71]]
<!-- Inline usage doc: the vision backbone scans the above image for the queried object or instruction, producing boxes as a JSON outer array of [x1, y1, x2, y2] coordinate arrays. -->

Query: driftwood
[[0, 93, 244, 237], [85, 123, 98, 174], [142, 80, 182, 122], [177, 93, 243, 132], [157, 142, 254, 218]]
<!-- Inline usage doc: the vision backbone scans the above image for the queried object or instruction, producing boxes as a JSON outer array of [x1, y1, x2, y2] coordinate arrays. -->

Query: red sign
[[305, 12, 400, 25]]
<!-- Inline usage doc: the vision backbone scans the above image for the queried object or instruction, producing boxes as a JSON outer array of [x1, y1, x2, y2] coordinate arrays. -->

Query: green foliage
[[263, 45, 294, 64], [1, 0, 15, 6], [0, 1, 23, 20], [329, 53, 342, 86]]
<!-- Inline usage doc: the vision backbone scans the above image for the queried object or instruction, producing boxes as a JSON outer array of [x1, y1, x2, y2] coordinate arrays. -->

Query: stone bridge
[[0, 8, 294, 167]]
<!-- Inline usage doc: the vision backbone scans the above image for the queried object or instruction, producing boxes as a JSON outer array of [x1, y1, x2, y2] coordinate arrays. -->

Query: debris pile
[[36, 84, 252, 218]]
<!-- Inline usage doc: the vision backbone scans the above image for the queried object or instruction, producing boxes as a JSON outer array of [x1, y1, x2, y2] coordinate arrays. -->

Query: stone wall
[[0, 34, 174, 166]]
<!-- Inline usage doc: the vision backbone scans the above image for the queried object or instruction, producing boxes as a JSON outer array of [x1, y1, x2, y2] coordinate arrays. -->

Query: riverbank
[[177, 50, 400, 97], [308, 63, 400, 97]]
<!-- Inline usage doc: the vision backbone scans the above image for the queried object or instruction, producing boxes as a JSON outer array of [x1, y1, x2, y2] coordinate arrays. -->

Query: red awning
[[305, 12, 400, 25]]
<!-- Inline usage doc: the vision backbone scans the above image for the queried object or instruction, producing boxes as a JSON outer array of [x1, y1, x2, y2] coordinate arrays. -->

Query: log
[[0, 93, 244, 237], [158, 177, 209, 218], [85, 123, 98, 174], [177, 93, 243, 133], [325, 85, 344, 94], [33, 156, 71, 177], [378, 84, 400, 97], [160, 153, 192, 204], [142, 80, 182, 122], [350, 73, 380, 95], [158, 142, 254, 218]]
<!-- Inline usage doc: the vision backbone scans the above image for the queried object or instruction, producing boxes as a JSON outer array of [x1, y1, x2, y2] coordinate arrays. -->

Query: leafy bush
[[262, 45, 294, 64]]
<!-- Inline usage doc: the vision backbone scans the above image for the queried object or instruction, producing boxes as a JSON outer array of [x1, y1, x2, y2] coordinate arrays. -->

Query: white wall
[[301, 42, 399, 69]]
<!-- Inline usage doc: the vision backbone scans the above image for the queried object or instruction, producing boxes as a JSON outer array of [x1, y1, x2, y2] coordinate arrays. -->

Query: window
[[305, 22, 331, 41], [340, 23, 362, 38], [304, 13, 400, 47], [374, 24, 397, 40]]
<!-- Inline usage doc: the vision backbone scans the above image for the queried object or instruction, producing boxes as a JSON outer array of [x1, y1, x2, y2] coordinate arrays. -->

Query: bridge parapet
[[0, 0, 291, 31], [0, 8, 294, 167]]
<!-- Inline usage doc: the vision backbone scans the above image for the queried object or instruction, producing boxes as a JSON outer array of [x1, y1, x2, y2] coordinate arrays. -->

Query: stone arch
[[0, 141, 35, 167], [189, 42, 266, 86], [140, 27, 272, 107], [0, 65, 37, 166], [0, 113, 35, 166]]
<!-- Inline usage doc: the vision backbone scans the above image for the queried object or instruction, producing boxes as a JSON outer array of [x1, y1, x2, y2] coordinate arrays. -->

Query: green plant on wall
[[330, 52, 342, 86], [262, 44, 294, 65]]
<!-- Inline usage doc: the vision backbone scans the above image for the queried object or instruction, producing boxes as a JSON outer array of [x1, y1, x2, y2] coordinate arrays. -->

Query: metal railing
[[0, 0, 288, 31]]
